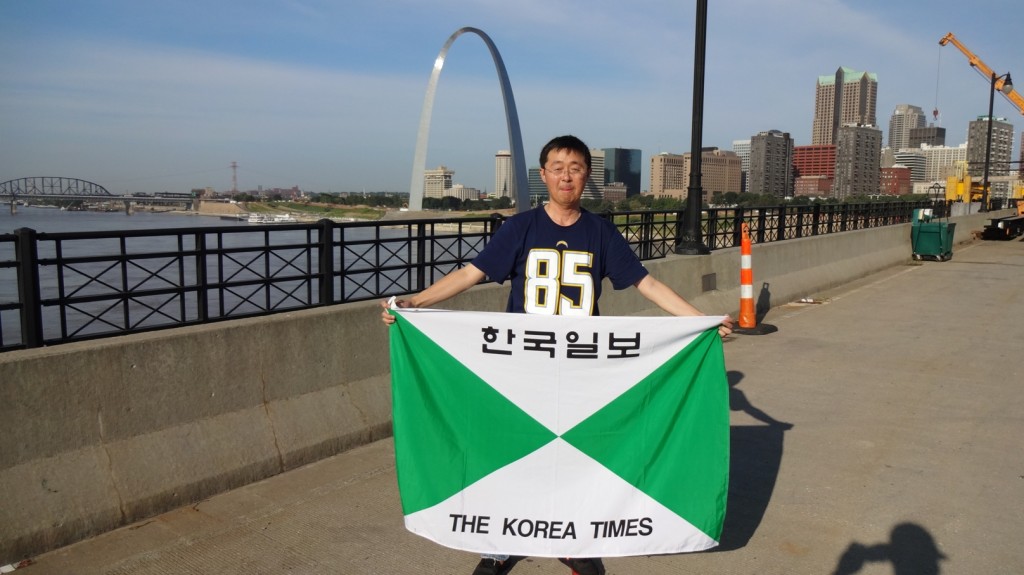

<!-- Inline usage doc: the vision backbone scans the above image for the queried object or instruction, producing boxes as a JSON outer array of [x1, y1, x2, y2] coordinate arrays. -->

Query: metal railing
[[0, 201, 942, 352]]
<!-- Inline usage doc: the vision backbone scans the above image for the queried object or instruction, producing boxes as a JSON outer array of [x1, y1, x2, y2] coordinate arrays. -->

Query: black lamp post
[[675, 0, 710, 255], [981, 71, 1013, 213]]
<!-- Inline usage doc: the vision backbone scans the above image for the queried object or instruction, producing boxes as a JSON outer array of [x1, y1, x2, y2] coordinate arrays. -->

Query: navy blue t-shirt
[[471, 207, 648, 315]]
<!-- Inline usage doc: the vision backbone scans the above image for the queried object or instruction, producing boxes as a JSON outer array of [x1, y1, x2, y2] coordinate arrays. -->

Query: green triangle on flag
[[561, 329, 729, 540], [389, 312, 558, 515]]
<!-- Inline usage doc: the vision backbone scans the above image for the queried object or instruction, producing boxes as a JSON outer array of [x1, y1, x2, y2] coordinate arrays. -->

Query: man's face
[[541, 148, 590, 208]]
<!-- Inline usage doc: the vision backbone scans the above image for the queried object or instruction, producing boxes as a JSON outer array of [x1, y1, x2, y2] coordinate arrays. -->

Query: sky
[[2, 0, 1022, 196]]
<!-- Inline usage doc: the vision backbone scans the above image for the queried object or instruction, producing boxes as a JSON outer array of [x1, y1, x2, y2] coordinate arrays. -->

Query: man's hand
[[718, 315, 734, 338], [380, 298, 410, 325]]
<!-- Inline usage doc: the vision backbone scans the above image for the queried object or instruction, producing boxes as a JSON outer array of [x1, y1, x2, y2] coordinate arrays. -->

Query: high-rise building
[[650, 153, 687, 199], [528, 167, 547, 204], [584, 149, 606, 200], [650, 150, 741, 204], [602, 148, 642, 197], [681, 148, 742, 204], [494, 150, 512, 200], [812, 67, 878, 145], [919, 143, 967, 182], [833, 124, 882, 199], [748, 130, 794, 198], [967, 116, 1014, 198], [793, 145, 836, 178], [793, 145, 836, 198], [888, 105, 926, 149], [731, 139, 751, 193], [909, 126, 946, 148], [892, 151, 927, 182], [424, 166, 454, 199]]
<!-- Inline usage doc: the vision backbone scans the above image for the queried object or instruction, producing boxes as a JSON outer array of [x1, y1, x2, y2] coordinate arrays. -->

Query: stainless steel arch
[[408, 27, 529, 212]]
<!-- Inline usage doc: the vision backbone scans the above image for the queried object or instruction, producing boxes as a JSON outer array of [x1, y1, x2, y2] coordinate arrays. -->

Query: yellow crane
[[939, 32, 1024, 205], [939, 32, 1024, 115]]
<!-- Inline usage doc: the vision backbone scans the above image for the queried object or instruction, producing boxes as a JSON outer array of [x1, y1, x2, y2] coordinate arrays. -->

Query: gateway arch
[[409, 27, 529, 212]]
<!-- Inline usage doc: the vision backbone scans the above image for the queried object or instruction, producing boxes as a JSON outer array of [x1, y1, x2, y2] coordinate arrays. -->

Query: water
[[1, 205, 247, 234], [1, 207, 447, 348]]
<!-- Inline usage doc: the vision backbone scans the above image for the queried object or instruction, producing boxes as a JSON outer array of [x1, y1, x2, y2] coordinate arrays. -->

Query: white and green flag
[[388, 308, 729, 558]]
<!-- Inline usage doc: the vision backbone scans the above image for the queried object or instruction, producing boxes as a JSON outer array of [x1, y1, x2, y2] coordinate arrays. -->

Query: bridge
[[0, 177, 196, 213], [2, 210, 1022, 573]]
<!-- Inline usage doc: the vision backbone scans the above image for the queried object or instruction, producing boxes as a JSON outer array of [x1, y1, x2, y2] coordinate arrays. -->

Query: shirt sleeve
[[601, 219, 649, 290], [470, 216, 523, 284]]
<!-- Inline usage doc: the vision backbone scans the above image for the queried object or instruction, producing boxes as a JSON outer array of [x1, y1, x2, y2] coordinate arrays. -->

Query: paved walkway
[[18, 238, 1024, 575]]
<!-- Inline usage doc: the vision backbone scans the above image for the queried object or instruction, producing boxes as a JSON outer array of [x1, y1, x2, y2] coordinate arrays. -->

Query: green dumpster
[[911, 209, 955, 261]]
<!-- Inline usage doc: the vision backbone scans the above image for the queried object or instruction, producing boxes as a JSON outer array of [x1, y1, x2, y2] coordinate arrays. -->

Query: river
[[1, 206, 429, 349], [1, 205, 248, 234]]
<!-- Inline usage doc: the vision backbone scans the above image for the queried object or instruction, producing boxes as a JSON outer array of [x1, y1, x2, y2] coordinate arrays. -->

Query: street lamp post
[[981, 71, 1013, 213], [675, 0, 710, 255]]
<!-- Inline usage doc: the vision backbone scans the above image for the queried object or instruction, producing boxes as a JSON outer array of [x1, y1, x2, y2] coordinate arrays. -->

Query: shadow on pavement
[[830, 522, 946, 575], [715, 370, 792, 552]]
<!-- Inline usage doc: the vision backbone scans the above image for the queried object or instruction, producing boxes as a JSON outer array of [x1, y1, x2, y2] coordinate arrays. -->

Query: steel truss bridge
[[0, 177, 195, 211]]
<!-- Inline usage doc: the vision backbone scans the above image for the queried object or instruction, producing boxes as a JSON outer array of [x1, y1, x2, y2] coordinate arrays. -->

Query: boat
[[247, 213, 297, 224]]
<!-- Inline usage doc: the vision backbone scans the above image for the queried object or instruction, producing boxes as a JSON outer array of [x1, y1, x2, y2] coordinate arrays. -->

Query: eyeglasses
[[544, 166, 588, 178]]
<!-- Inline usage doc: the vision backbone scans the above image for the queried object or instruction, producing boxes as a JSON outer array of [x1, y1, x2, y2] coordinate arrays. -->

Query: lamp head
[[1000, 72, 1013, 95]]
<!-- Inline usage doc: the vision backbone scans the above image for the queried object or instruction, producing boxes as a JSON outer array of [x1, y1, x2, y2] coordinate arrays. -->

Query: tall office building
[[892, 151, 927, 182], [602, 148, 642, 197], [793, 145, 836, 198], [424, 166, 454, 199], [681, 148, 742, 204], [909, 126, 946, 148], [731, 139, 751, 193], [888, 105, 926, 149], [967, 116, 1014, 198], [494, 150, 512, 200], [649, 150, 741, 204], [833, 124, 882, 200], [650, 153, 688, 199], [812, 67, 878, 145], [584, 149, 606, 200], [748, 130, 794, 198], [919, 143, 967, 182], [528, 167, 547, 204]]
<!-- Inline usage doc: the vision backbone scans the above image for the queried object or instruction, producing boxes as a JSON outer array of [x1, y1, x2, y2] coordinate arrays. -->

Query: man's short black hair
[[539, 135, 591, 170]]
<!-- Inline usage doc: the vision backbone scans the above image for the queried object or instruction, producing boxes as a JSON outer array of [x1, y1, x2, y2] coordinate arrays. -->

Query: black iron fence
[[0, 201, 943, 352]]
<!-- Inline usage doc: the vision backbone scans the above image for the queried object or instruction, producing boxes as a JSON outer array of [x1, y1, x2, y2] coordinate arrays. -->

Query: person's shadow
[[831, 523, 947, 575], [715, 370, 793, 551]]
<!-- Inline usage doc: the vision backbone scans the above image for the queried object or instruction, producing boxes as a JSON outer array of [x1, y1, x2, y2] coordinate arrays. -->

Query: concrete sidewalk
[[18, 238, 1024, 575]]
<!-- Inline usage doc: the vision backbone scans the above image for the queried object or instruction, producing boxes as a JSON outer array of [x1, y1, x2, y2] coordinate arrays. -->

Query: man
[[382, 135, 732, 575]]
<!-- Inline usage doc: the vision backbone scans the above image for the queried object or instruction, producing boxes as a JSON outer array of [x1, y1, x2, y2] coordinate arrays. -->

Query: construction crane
[[939, 32, 1024, 115]]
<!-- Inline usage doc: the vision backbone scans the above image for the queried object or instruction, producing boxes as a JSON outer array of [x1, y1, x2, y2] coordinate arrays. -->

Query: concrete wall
[[0, 209, 999, 563]]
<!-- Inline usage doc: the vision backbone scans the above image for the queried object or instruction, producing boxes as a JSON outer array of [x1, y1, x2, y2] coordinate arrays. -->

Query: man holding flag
[[381, 135, 732, 575]]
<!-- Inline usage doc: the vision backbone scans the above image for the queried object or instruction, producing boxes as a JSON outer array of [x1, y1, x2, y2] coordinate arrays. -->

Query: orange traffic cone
[[739, 222, 756, 329], [734, 222, 776, 336]]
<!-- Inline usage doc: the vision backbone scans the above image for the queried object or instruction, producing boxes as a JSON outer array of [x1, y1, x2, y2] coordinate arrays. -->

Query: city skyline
[[2, 0, 1022, 196]]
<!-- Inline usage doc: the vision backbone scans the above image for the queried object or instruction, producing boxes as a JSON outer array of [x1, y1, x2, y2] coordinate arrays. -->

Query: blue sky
[[2, 0, 1022, 195]]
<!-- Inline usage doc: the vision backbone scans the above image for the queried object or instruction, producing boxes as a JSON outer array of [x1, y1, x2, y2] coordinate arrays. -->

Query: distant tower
[[424, 166, 454, 199], [967, 116, 1014, 199], [812, 67, 878, 145], [584, 149, 606, 200], [731, 139, 751, 193], [833, 124, 882, 200], [602, 148, 642, 197], [494, 150, 512, 199], [231, 161, 238, 193], [748, 130, 794, 198], [909, 126, 946, 149], [888, 105, 926, 150]]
